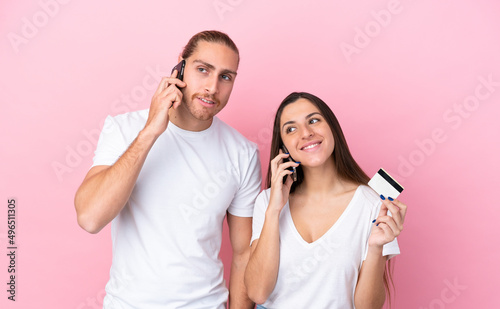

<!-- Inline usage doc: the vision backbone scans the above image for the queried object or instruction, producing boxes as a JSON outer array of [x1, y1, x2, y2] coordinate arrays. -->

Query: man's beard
[[182, 92, 221, 121]]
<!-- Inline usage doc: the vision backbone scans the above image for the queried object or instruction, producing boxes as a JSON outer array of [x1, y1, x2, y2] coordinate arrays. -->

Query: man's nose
[[204, 75, 219, 95]]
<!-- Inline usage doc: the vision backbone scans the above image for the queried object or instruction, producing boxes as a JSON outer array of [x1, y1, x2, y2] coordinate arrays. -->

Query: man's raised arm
[[74, 74, 185, 233]]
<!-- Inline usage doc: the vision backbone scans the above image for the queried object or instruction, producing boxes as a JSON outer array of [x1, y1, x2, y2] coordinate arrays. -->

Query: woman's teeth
[[303, 143, 319, 150]]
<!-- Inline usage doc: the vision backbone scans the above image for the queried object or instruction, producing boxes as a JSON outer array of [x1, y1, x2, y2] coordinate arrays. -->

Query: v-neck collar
[[284, 185, 361, 247]]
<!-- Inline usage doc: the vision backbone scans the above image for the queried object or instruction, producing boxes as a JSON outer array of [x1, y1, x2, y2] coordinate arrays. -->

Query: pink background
[[1, 0, 499, 308]]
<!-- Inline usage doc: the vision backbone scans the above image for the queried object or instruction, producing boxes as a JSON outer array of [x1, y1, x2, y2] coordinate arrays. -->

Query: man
[[75, 30, 261, 309]]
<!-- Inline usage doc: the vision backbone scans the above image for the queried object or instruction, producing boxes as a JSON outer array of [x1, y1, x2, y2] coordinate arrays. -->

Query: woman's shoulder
[[356, 184, 383, 207], [256, 188, 272, 204], [253, 188, 276, 215]]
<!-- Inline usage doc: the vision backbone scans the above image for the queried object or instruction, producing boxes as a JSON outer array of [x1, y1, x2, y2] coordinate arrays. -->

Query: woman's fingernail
[[376, 223, 380, 226], [388, 197, 394, 201], [295, 161, 301, 164], [380, 194, 386, 200], [372, 219, 376, 223]]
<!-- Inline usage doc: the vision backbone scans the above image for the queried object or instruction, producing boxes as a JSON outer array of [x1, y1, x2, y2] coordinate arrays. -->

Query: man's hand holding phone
[[143, 61, 186, 139]]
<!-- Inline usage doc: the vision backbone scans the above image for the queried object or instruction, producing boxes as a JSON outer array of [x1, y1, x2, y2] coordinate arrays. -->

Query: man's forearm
[[244, 210, 280, 304], [75, 129, 158, 233], [229, 251, 254, 309]]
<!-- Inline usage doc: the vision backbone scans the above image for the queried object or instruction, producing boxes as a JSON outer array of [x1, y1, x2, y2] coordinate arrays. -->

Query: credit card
[[368, 168, 404, 199]]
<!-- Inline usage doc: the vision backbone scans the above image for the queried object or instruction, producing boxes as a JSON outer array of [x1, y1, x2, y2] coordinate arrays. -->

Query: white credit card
[[368, 168, 404, 199]]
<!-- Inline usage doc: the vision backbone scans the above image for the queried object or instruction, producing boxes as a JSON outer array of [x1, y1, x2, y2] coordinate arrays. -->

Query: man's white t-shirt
[[92, 110, 262, 309], [251, 185, 399, 309]]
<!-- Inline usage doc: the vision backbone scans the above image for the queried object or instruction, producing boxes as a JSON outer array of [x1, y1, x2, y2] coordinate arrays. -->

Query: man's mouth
[[193, 94, 219, 107], [199, 97, 215, 104]]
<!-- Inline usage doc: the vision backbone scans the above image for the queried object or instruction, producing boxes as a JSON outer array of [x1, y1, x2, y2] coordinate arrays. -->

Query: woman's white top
[[251, 185, 400, 308]]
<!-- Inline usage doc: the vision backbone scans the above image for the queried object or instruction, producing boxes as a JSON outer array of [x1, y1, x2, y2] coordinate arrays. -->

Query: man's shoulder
[[214, 117, 258, 153], [108, 109, 149, 126], [101, 110, 148, 141]]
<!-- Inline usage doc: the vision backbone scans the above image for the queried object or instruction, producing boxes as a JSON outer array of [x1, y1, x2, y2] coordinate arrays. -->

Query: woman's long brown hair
[[265, 92, 394, 305]]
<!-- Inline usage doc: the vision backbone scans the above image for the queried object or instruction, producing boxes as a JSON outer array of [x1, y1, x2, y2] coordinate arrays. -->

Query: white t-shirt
[[251, 185, 399, 309], [92, 110, 262, 309]]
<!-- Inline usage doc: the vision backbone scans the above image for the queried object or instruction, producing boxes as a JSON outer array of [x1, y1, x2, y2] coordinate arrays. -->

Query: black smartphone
[[281, 145, 297, 182], [171, 60, 185, 81]]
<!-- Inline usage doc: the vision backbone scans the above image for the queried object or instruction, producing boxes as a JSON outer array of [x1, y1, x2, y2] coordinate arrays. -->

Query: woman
[[244, 92, 407, 308]]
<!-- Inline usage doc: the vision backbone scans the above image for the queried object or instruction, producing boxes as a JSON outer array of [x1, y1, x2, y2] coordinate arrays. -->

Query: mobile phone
[[281, 145, 297, 182], [171, 60, 185, 81]]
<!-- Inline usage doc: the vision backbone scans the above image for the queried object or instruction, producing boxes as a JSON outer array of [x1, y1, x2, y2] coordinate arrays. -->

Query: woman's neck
[[297, 157, 354, 197]]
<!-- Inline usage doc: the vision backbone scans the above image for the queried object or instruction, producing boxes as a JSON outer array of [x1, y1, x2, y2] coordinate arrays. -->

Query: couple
[[75, 30, 407, 309]]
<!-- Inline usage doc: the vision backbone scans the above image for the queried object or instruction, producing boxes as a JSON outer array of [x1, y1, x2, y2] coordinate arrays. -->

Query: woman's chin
[[300, 155, 335, 170], [301, 160, 329, 169]]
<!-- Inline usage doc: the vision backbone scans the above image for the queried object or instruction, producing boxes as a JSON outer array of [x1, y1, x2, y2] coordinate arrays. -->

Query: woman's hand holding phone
[[268, 149, 300, 214], [143, 66, 186, 139]]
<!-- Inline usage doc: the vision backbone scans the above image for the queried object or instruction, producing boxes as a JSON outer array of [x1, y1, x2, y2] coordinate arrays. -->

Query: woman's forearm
[[354, 245, 387, 309]]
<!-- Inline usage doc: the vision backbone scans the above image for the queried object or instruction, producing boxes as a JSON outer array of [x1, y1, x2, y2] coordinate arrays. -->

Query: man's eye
[[198, 67, 207, 73], [221, 74, 231, 81]]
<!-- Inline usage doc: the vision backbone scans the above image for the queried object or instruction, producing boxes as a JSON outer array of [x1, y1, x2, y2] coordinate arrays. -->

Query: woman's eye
[[310, 118, 319, 124], [286, 127, 296, 133]]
